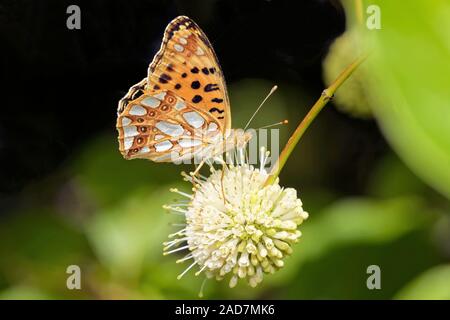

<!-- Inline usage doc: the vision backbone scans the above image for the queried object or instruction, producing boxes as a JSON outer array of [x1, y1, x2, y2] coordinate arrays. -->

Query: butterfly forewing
[[117, 16, 231, 162], [147, 16, 231, 130]]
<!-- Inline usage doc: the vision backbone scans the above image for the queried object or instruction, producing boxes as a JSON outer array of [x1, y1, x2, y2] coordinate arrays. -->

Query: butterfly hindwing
[[117, 90, 222, 161]]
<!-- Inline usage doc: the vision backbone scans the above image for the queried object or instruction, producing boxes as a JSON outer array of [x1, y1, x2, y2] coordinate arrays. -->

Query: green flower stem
[[265, 54, 367, 186], [354, 0, 364, 25]]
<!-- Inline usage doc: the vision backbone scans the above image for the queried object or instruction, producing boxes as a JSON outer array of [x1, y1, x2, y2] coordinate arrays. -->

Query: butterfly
[[116, 16, 252, 164]]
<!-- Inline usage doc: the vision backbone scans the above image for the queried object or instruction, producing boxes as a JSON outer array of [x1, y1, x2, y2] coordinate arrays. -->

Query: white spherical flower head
[[163, 150, 308, 289]]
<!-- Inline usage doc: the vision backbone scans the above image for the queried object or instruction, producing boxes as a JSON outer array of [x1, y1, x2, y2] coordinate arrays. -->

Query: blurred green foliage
[[323, 28, 372, 118], [395, 265, 450, 300], [360, 0, 450, 199], [1, 2, 450, 299]]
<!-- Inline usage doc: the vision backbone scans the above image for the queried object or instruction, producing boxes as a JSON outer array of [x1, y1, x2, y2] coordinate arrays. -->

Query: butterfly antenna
[[258, 119, 289, 129], [243, 85, 278, 130]]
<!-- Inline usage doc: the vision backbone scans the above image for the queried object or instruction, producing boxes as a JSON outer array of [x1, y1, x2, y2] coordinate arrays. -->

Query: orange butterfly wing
[[147, 16, 231, 130], [117, 16, 231, 162]]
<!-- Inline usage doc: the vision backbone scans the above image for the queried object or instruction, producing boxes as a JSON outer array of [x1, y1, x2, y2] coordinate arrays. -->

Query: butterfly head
[[219, 129, 253, 154]]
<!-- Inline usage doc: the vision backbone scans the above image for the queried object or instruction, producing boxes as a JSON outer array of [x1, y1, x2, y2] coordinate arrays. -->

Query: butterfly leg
[[220, 164, 227, 205], [190, 158, 206, 177]]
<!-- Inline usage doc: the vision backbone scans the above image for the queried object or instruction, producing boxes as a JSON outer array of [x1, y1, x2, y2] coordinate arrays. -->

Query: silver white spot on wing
[[174, 44, 184, 52], [141, 97, 160, 108], [121, 117, 132, 126], [155, 134, 164, 141], [129, 105, 147, 115], [123, 125, 139, 137], [155, 140, 173, 152], [182, 111, 205, 129], [124, 137, 134, 150], [174, 100, 186, 110], [154, 92, 167, 100], [155, 121, 184, 137], [196, 47, 205, 55], [208, 122, 218, 132], [139, 146, 150, 154], [179, 139, 202, 148], [179, 37, 187, 45]]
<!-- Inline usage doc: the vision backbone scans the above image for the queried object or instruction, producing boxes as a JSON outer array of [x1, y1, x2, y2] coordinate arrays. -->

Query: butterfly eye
[[137, 137, 144, 144], [139, 126, 147, 133], [137, 118, 144, 123]]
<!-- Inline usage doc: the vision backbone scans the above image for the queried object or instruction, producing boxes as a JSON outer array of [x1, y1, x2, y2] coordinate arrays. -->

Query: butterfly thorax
[[202, 129, 253, 160]]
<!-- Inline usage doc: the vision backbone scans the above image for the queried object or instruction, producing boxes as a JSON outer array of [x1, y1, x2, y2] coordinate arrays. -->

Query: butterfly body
[[117, 16, 251, 163]]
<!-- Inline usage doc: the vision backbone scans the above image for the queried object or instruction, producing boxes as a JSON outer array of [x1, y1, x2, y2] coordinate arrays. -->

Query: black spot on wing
[[204, 84, 219, 92], [159, 73, 171, 84], [209, 107, 224, 114], [166, 64, 174, 72], [191, 81, 201, 89], [211, 98, 223, 103], [192, 95, 203, 103], [166, 16, 191, 39], [131, 90, 144, 100]]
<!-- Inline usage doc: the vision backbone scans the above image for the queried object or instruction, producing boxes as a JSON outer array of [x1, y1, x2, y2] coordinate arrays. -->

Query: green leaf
[[85, 185, 181, 280], [0, 286, 53, 300], [267, 196, 435, 286], [354, 0, 450, 198], [395, 264, 450, 299], [323, 28, 372, 118], [0, 210, 89, 295], [367, 153, 429, 198]]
